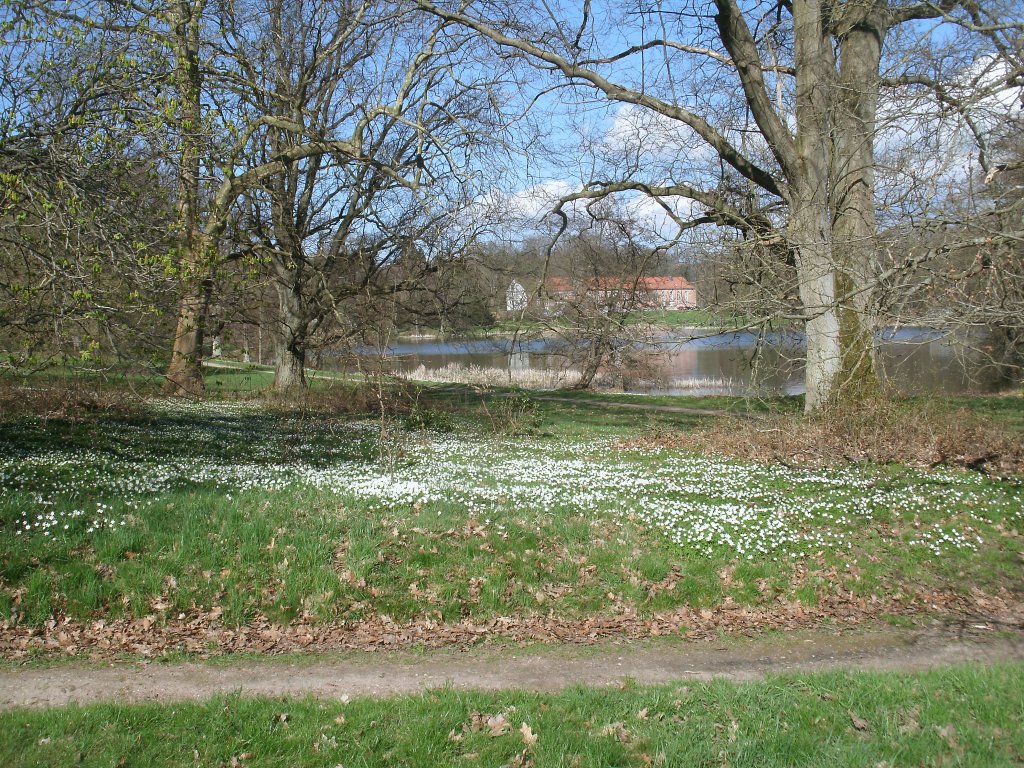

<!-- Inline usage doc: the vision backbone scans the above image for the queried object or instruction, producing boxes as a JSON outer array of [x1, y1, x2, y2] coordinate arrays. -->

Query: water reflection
[[352, 328, 1011, 396]]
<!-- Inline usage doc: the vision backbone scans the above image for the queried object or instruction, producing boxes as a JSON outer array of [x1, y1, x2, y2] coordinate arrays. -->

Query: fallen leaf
[[520, 722, 538, 746], [897, 706, 920, 735], [487, 714, 509, 737], [598, 722, 631, 743], [849, 711, 870, 732]]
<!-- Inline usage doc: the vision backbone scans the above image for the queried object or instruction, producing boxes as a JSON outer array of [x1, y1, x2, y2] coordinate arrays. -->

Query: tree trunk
[[272, 279, 309, 391], [832, 3, 888, 397], [164, 288, 208, 396], [791, 189, 842, 412], [793, 0, 842, 413], [273, 341, 307, 390], [572, 331, 609, 390], [162, 0, 206, 397]]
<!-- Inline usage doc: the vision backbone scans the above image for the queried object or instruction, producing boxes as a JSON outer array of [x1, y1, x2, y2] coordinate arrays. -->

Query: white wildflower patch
[[1, 400, 1020, 561]]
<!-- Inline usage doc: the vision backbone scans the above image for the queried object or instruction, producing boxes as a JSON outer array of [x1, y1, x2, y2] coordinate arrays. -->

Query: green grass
[[203, 365, 277, 393], [524, 387, 800, 412], [945, 395, 1024, 432], [627, 308, 745, 328], [448, 308, 739, 337], [2, 663, 1022, 766], [1, 387, 1022, 636]]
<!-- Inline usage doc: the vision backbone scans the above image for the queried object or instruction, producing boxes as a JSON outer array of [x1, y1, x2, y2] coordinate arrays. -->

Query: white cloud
[[471, 180, 579, 225], [874, 53, 1021, 219], [502, 180, 578, 220], [603, 104, 718, 169], [463, 180, 585, 240]]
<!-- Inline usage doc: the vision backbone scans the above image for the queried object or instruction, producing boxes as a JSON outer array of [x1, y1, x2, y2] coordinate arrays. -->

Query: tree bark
[[273, 341, 307, 390], [831, 1, 888, 396], [793, 0, 842, 413], [162, 0, 207, 396], [791, 187, 842, 412], [272, 277, 309, 391], [573, 350, 602, 390], [164, 286, 208, 396]]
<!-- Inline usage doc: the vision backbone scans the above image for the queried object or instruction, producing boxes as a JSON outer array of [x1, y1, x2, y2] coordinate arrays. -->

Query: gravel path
[[3, 624, 1021, 709]]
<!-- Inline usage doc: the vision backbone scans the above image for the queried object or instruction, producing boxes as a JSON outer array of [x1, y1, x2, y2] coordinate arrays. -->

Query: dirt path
[[3, 625, 1021, 710]]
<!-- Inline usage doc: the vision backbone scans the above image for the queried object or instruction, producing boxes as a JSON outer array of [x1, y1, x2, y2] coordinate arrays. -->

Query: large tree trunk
[[165, 287, 208, 396], [793, 0, 842, 413], [831, 2, 888, 396], [272, 276, 309, 391], [162, 0, 207, 396], [790, 189, 842, 412], [273, 341, 307, 390]]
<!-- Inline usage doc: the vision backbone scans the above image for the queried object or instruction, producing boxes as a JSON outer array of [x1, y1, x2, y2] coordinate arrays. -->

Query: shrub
[[632, 396, 1024, 476], [0, 376, 142, 420], [482, 391, 542, 436]]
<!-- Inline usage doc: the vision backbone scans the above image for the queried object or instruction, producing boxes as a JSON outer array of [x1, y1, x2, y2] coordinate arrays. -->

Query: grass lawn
[[627, 308, 748, 328], [2, 663, 1022, 766], [450, 308, 741, 337], [1, 378, 1021, 650]]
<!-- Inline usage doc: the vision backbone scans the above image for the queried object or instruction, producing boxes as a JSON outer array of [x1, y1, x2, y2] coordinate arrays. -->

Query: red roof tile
[[543, 276, 694, 294]]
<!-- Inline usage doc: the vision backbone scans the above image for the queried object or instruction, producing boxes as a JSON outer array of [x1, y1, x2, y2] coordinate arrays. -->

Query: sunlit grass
[[1, 397, 1021, 629], [2, 663, 1022, 767]]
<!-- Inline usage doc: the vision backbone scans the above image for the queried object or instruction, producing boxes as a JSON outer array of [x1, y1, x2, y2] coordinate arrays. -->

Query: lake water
[[351, 328, 1013, 396]]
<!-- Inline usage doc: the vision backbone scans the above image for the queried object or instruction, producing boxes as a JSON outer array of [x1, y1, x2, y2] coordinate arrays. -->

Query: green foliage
[[483, 391, 542, 436]]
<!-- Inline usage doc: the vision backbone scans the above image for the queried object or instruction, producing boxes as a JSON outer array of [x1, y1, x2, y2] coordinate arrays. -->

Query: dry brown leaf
[[598, 722, 631, 743], [520, 722, 538, 746], [487, 714, 509, 737], [897, 706, 920, 735], [849, 711, 870, 732]]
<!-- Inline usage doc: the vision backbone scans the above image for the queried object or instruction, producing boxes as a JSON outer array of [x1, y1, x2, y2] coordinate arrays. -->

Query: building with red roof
[[540, 276, 696, 312]]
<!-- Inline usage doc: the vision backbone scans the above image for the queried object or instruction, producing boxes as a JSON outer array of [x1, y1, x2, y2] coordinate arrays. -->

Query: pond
[[347, 327, 1014, 396]]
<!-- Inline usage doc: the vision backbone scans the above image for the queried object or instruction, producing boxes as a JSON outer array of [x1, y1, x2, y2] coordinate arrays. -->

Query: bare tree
[[220, 0, 497, 389], [527, 207, 670, 390], [414, 0, 1023, 411]]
